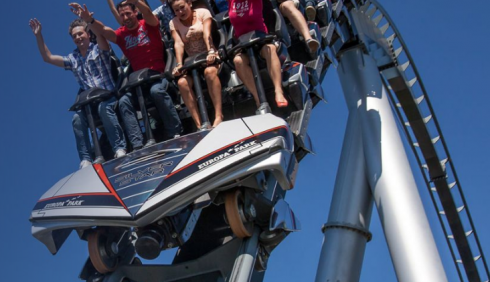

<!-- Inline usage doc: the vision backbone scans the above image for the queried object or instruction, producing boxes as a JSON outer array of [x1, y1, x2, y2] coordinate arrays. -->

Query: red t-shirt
[[115, 20, 165, 72], [228, 0, 267, 38]]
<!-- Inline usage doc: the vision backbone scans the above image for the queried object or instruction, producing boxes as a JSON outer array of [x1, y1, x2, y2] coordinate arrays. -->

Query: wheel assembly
[[254, 245, 270, 272], [87, 229, 119, 274], [259, 230, 288, 247], [224, 189, 254, 238]]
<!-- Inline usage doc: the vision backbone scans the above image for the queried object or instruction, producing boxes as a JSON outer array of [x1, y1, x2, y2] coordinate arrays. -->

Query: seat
[[69, 53, 125, 163]]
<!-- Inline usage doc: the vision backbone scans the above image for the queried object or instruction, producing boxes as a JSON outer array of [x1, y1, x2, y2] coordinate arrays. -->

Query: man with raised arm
[[29, 18, 128, 169], [71, 1, 182, 141]]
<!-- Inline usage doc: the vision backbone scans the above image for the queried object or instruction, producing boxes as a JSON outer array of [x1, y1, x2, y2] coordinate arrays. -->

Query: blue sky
[[2, 0, 489, 281]]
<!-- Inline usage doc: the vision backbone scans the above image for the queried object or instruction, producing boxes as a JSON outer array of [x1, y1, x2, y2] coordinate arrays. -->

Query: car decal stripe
[[166, 125, 288, 179], [37, 192, 113, 202], [94, 163, 128, 211], [33, 194, 123, 211]]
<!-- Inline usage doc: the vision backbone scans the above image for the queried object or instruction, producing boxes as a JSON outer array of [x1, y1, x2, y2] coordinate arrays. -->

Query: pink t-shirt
[[228, 0, 267, 38], [115, 20, 165, 72], [169, 8, 212, 56]]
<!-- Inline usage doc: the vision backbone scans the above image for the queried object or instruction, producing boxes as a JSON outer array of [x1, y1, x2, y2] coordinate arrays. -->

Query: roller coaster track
[[323, 0, 489, 281]]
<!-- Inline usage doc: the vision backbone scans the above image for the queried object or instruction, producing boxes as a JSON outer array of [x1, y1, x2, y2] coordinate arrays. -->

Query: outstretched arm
[[29, 18, 64, 68], [69, 3, 118, 43], [127, 0, 159, 26], [106, 0, 123, 26]]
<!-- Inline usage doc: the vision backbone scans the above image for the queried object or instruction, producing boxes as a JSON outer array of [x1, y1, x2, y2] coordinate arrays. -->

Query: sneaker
[[306, 38, 320, 55], [115, 149, 126, 158], [79, 160, 92, 169], [143, 139, 156, 148], [133, 145, 143, 151], [305, 3, 317, 22]]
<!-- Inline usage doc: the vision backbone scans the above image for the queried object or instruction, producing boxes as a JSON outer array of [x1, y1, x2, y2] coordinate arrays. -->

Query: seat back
[[164, 40, 177, 80], [263, 0, 292, 47], [110, 51, 127, 97], [193, 0, 217, 15]]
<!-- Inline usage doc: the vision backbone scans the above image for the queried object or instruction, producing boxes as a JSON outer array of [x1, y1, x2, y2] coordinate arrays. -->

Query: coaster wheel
[[224, 189, 253, 238], [88, 229, 119, 274]]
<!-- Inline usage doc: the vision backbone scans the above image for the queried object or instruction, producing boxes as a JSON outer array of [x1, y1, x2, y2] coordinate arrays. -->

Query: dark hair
[[116, 1, 136, 11], [168, 0, 191, 9], [68, 18, 88, 36]]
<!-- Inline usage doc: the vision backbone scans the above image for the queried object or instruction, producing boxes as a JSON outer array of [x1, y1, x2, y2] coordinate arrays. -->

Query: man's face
[[71, 26, 90, 49], [118, 5, 139, 29]]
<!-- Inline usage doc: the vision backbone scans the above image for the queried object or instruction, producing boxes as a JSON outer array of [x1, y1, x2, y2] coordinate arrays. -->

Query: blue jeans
[[72, 97, 126, 162], [149, 78, 182, 139], [72, 110, 91, 162], [119, 93, 144, 149]]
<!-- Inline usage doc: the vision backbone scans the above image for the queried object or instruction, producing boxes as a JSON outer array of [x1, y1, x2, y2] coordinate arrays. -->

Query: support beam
[[316, 47, 447, 282]]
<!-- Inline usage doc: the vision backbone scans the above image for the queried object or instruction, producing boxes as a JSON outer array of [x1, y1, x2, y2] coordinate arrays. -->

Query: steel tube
[[136, 86, 155, 144], [247, 47, 271, 113], [229, 228, 260, 282], [315, 106, 373, 282], [191, 68, 211, 129], [84, 104, 104, 163], [316, 47, 447, 282]]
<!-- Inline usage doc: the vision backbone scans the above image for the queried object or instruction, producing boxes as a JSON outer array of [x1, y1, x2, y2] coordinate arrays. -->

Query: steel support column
[[316, 47, 447, 282]]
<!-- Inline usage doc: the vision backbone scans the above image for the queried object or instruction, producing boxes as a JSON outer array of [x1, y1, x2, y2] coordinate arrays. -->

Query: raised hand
[[29, 18, 42, 36], [69, 3, 93, 23]]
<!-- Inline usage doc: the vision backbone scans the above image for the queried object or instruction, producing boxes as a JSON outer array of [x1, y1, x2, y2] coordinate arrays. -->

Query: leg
[[177, 75, 201, 128], [204, 65, 223, 127], [280, 0, 319, 54], [118, 93, 144, 150], [72, 110, 92, 162], [260, 44, 288, 107], [150, 78, 183, 139], [98, 97, 127, 154], [233, 53, 260, 106]]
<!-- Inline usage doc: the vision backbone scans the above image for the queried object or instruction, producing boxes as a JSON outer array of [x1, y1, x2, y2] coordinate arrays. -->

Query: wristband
[[208, 49, 215, 54], [88, 17, 95, 25]]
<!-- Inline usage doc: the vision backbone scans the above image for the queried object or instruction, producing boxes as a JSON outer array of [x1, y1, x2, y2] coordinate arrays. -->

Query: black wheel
[[88, 229, 119, 274], [224, 189, 253, 238], [259, 230, 288, 247]]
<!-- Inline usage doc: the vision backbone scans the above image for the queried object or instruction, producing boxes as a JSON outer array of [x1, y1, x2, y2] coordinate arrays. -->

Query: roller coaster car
[[30, 112, 300, 274], [31, 2, 320, 280]]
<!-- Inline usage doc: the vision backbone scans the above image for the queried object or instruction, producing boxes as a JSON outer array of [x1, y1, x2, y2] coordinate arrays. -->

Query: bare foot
[[213, 115, 223, 128], [275, 92, 288, 108]]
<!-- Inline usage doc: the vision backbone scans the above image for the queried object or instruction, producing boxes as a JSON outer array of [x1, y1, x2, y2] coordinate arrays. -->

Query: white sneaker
[[115, 149, 127, 158], [79, 160, 92, 169]]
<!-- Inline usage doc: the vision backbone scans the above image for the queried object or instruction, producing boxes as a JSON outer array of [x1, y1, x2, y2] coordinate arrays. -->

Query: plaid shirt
[[153, 1, 175, 36], [63, 43, 115, 91]]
